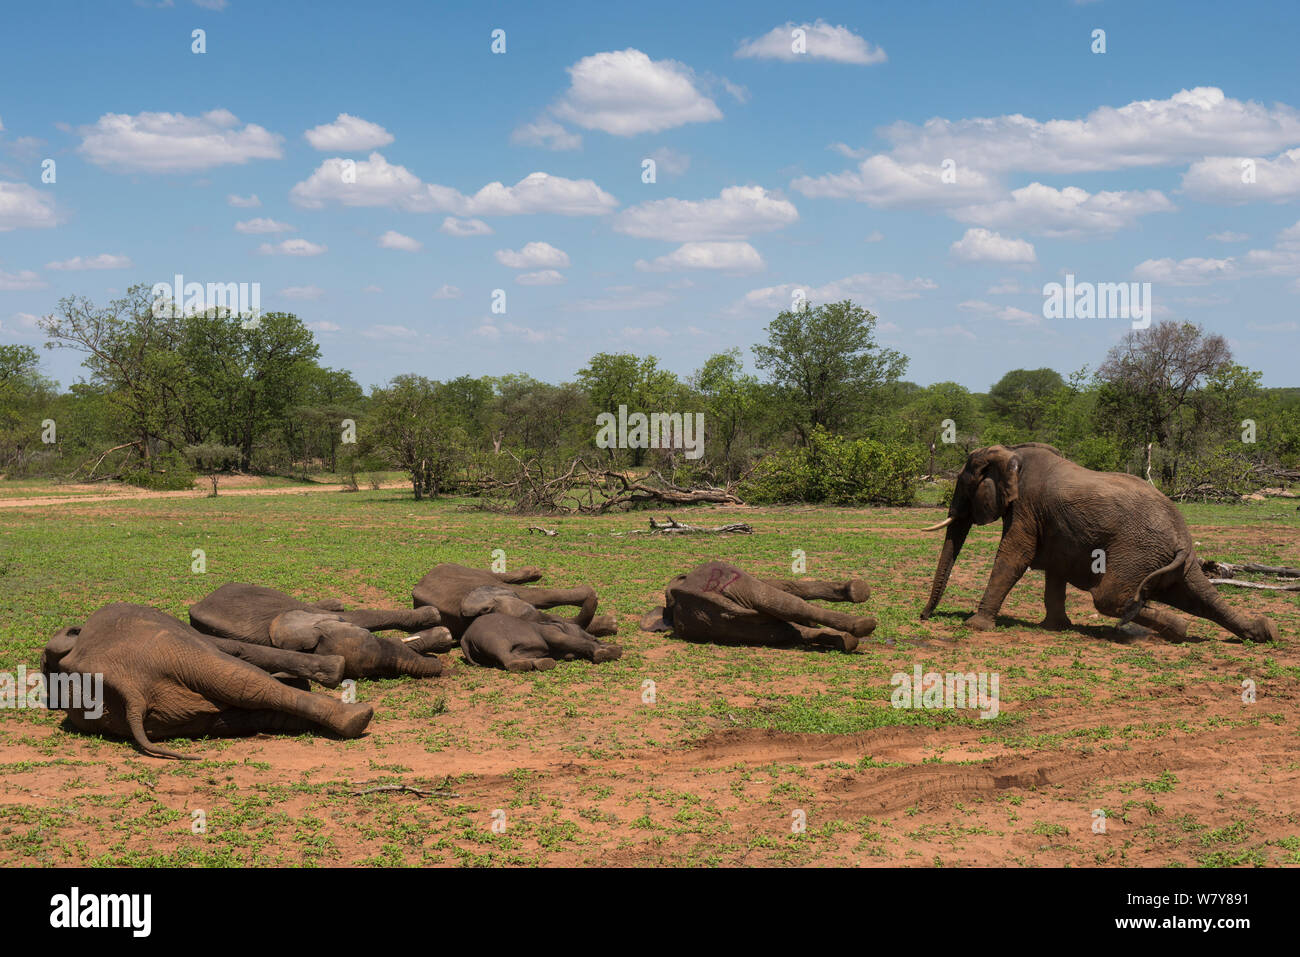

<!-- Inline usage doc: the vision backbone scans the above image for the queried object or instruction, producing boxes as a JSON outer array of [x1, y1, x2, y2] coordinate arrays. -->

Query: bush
[[122, 450, 197, 491], [740, 427, 922, 506]]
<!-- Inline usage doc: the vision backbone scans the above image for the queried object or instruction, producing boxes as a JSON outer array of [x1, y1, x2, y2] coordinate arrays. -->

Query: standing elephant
[[190, 583, 447, 680], [412, 564, 616, 639], [42, 604, 373, 759], [920, 443, 1279, 643], [639, 561, 876, 652], [457, 586, 623, 671]]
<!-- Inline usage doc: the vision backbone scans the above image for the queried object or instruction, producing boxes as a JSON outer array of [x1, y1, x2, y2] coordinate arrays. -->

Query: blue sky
[[3, 0, 1299, 391]]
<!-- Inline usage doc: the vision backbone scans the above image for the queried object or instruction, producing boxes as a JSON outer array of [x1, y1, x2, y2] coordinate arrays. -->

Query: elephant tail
[[1119, 547, 1191, 626], [126, 703, 200, 761]]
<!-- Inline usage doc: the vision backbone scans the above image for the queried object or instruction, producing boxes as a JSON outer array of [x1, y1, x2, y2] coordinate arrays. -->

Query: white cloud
[[734, 272, 937, 313], [1207, 230, 1249, 242], [791, 155, 998, 208], [864, 230, 884, 243], [516, 269, 566, 285], [735, 20, 887, 65], [0, 268, 46, 290], [280, 285, 324, 300], [440, 216, 492, 236], [950, 228, 1036, 264], [227, 193, 261, 207], [1132, 256, 1238, 285], [510, 118, 582, 151], [0, 182, 62, 230], [614, 185, 797, 241], [495, 242, 570, 269], [953, 183, 1174, 238], [880, 87, 1300, 175], [290, 154, 617, 216], [304, 113, 394, 151], [569, 286, 677, 312], [45, 253, 132, 271], [78, 109, 283, 173], [361, 324, 419, 339], [958, 299, 1040, 325], [2, 312, 43, 336], [431, 284, 461, 299], [308, 320, 340, 332], [646, 147, 690, 177], [235, 217, 294, 234], [636, 241, 764, 273], [378, 230, 422, 252], [1279, 220, 1300, 246], [549, 49, 722, 136], [257, 238, 327, 256], [362, 285, 383, 294], [916, 324, 978, 341], [987, 279, 1024, 294], [1182, 148, 1300, 204]]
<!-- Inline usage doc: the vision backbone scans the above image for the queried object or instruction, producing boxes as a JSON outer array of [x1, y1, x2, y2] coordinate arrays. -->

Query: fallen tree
[[1201, 558, 1300, 592]]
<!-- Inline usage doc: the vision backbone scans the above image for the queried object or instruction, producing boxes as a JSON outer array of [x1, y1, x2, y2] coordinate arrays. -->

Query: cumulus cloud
[[510, 118, 582, 151], [227, 193, 261, 207], [549, 49, 723, 136], [0, 268, 46, 290], [0, 182, 62, 230], [77, 109, 283, 172], [495, 242, 570, 269], [646, 147, 690, 177], [431, 284, 461, 299], [378, 230, 422, 252], [361, 324, 419, 339], [614, 185, 797, 241], [516, 270, 566, 285], [791, 155, 998, 208], [1181, 148, 1300, 204], [735, 20, 887, 65], [279, 285, 324, 300], [257, 238, 327, 256], [45, 253, 132, 271], [952, 183, 1175, 238], [950, 228, 1036, 264], [235, 217, 294, 234], [290, 154, 617, 216], [1207, 230, 1249, 242], [1132, 256, 1239, 285], [733, 272, 937, 313], [304, 113, 394, 151], [440, 216, 493, 236], [308, 320, 340, 332], [636, 241, 764, 273], [958, 299, 1041, 325]]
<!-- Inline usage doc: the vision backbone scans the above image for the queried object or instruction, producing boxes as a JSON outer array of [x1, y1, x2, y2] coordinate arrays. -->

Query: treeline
[[2, 284, 1298, 505]]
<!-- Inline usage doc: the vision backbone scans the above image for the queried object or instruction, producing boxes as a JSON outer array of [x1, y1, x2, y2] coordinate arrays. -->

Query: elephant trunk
[[921, 520, 971, 620]]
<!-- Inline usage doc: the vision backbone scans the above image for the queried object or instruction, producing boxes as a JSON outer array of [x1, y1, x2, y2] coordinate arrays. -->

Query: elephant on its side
[[412, 564, 617, 639], [639, 561, 876, 652], [458, 586, 623, 671], [920, 443, 1279, 643], [190, 583, 448, 680], [42, 603, 373, 759]]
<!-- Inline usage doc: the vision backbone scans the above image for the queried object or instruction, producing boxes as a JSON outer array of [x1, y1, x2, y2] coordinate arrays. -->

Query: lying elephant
[[920, 443, 1279, 643], [190, 583, 447, 680], [458, 586, 623, 671], [42, 603, 373, 759], [412, 563, 616, 639], [639, 561, 876, 652]]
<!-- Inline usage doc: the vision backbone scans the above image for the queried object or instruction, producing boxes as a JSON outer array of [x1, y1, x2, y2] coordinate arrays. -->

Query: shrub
[[740, 427, 922, 506], [122, 450, 197, 491]]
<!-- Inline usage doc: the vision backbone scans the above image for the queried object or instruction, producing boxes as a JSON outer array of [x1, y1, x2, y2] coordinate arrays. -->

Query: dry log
[[1201, 560, 1300, 579], [1208, 578, 1300, 592]]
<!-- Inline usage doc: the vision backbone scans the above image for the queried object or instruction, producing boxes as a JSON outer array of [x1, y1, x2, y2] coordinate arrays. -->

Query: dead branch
[[1201, 560, 1300, 579], [350, 784, 460, 798], [527, 525, 558, 536], [1208, 579, 1300, 592]]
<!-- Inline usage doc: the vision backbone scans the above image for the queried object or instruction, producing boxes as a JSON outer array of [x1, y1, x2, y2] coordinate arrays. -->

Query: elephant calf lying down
[[640, 561, 876, 652], [458, 586, 623, 671], [190, 583, 448, 680], [412, 563, 617, 639], [42, 604, 373, 759]]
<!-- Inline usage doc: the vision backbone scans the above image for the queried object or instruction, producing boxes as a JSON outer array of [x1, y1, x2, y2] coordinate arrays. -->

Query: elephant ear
[[983, 445, 1021, 507], [268, 610, 329, 651]]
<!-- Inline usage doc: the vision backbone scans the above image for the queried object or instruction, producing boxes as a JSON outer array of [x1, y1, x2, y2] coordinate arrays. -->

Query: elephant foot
[[965, 613, 995, 631], [314, 654, 346, 687], [824, 630, 858, 653], [312, 598, 347, 612], [587, 614, 618, 637], [1245, 617, 1279, 644], [849, 616, 877, 638], [846, 580, 872, 603], [532, 657, 557, 672], [1038, 615, 1072, 631], [412, 606, 442, 628], [404, 627, 454, 654], [592, 643, 623, 664], [336, 704, 374, 739]]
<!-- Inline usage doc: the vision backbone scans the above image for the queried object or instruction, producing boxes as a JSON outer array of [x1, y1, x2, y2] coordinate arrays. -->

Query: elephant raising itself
[[920, 443, 1279, 644], [458, 586, 623, 671], [42, 604, 373, 760], [190, 583, 448, 680], [412, 564, 617, 640], [639, 561, 876, 652]]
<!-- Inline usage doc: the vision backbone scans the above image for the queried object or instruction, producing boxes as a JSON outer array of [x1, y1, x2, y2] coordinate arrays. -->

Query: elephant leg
[[761, 578, 871, 604], [495, 567, 544, 584], [510, 585, 597, 629], [1130, 605, 1191, 641], [311, 598, 347, 612], [181, 662, 373, 742], [1155, 565, 1278, 643], [1091, 579, 1188, 640], [790, 623, 859, 653], [461, 621, 554, 671], [198, 635, 346, 687], [537, 624, 622, 664], [1040, 570, 1071, 630], [969, 521, 1034, 630], [401, 627, 455, 654], [586, 614, 618, 637], [340, 606, 441, 633], [742, 581, 876, 637]]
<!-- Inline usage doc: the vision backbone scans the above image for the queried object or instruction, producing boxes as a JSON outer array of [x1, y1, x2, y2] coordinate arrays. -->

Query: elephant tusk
[[921, 517, 955, 532]]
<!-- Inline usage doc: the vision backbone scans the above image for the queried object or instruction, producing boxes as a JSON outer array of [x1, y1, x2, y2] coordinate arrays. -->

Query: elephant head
[[920, 445, 1022, 620]]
